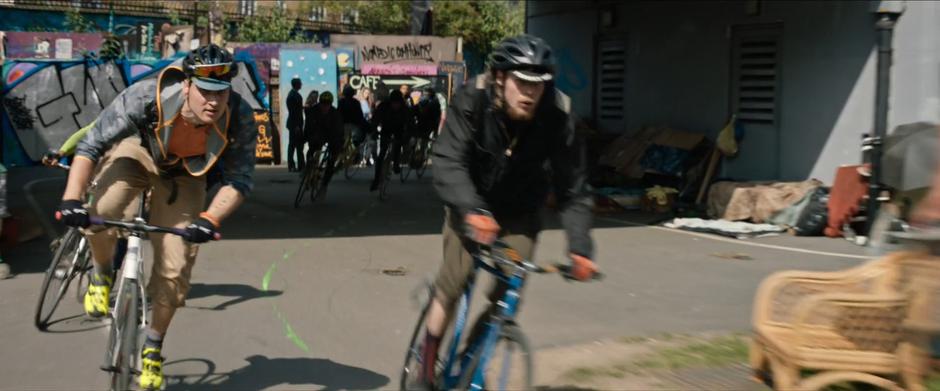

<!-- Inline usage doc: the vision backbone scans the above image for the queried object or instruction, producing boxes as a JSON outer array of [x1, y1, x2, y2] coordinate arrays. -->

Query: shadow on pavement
[[42, 313, 109, 334], [185, 283, 283, 311], [164, 355, 390, 390], [5, 167, 657, 273]]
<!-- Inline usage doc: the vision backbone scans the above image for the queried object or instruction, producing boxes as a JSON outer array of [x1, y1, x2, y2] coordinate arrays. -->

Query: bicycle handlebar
[[54, 212, 221, 241], [87, 217, 222, 241], [478, 240, 604, 282]]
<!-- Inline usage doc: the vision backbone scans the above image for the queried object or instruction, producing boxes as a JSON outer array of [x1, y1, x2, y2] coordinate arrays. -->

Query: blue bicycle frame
[[438, 252, 527, 390]]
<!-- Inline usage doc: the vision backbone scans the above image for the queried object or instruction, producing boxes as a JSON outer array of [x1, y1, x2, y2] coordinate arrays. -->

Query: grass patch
[[633, 335, 749, 370], [927, 374, 940, 391]]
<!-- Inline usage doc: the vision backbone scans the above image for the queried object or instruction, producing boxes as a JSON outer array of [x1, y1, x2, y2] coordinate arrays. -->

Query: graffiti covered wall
[[1, 53, 273, 166]]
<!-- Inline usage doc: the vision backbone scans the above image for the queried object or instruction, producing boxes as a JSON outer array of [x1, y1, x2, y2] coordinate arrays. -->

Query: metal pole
[[867, 13, 897, 234]]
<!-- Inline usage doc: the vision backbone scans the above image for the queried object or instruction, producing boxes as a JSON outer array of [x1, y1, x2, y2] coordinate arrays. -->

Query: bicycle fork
[[102, 232, 147, 372]]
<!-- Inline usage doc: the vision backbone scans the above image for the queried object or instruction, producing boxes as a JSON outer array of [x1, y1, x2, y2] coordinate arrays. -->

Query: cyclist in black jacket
[[418, 34, 599, 385]]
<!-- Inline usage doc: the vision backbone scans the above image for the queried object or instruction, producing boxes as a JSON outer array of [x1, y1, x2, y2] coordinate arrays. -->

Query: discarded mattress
[[664, 218, 786, 239], [708, 180, 823, 223]]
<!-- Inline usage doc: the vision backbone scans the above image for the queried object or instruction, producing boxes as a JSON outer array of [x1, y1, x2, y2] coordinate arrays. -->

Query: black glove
[[58, 199, 90, 228], [185, 217, 218, 244]]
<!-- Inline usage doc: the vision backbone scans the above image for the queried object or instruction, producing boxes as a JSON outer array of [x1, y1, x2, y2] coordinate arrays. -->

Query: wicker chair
[[749, 251, 937, 390], [894, 256, 940, 391]]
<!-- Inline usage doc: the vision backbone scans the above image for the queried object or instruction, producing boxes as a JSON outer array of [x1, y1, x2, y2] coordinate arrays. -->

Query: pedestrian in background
[[286, 77, 305, 172]]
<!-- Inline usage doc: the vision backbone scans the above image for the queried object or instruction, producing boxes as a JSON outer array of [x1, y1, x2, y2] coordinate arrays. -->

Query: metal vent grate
[[734, 39, 778, 123], [597, 42, 626, 121]]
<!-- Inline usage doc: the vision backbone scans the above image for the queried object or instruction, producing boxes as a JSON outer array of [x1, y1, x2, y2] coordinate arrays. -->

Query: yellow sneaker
[[139, 347, 164, 390], [83, 272, 111, 318]]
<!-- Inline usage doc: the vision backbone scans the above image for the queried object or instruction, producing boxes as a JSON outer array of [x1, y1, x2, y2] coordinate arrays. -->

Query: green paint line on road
[[263, 251, 310, 353], [271, 304, 311, 353], [262, 251, 294, 292]]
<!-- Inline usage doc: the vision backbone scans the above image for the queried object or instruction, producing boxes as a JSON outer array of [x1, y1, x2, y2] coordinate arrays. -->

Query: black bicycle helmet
[[488, 34, 555, 81], [183, 44, 237, 90]]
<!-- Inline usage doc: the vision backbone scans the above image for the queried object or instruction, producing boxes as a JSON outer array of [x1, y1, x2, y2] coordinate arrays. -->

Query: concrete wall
[[527, 0, 940, 184], [526, 3, 597, 119]]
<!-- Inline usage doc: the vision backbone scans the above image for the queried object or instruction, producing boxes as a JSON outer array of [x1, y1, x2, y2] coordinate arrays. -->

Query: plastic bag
[[793, 187, 830, 236]]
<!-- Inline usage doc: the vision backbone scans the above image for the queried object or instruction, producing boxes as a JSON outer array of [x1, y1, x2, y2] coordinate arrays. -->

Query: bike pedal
[[100, 365, 118, 373]]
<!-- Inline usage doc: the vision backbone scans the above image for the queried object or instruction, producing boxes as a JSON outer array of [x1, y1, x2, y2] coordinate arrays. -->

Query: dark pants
[[287, 127, 305, 171], [373, 128, 403, 184]]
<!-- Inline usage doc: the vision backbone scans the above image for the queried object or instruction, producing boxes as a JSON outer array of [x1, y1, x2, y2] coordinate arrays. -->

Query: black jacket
[[286, 89, 304, 131], [304, 103, 343, 146], [338, 96, 370, 131], [432, 75, 594, 258]]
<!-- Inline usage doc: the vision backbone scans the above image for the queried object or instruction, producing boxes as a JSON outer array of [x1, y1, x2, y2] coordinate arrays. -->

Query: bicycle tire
[[380, 157, 392, 201], [34, 228, 87, 330], [294, 165, 312, 208], [399, 284, 434, 391], [400, 143, 414, 183], [311, 153, 330, 201], [108, 279, 139, 391], [343, 143, 360, 179], [415, 142, 430, 179], [457, 323, 533, 391]]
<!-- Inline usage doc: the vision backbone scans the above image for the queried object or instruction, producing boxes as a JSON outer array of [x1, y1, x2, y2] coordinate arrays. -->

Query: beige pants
[[434, 207, 539, 307], [85, 139, 206, 308]]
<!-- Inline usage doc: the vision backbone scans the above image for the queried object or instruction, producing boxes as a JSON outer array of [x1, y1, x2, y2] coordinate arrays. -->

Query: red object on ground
[[825, 165, 870, 237]]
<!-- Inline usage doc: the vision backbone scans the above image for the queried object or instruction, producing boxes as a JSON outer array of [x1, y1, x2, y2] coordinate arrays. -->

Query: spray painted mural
[[1, 52, 274, 166]]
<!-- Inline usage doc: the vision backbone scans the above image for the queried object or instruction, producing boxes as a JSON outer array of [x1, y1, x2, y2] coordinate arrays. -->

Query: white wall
[[528, 0, 940, 184], [527, 3, 597, 119]]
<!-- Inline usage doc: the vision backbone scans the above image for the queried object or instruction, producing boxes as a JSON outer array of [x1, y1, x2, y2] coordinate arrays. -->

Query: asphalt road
[[0, 166, 869, 390]]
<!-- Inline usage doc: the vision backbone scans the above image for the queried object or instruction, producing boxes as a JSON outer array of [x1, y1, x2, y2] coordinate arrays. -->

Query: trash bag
[[717, 115, 738, 156], [793, 187, 830, 236]]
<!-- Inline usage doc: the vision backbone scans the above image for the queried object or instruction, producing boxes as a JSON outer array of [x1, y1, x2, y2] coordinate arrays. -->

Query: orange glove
[[465, 210, 500, 245], [569, 254, 598, 281]]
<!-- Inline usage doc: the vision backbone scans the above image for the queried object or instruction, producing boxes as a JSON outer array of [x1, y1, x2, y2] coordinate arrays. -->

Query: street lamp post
[[866, 0, 904, 235]]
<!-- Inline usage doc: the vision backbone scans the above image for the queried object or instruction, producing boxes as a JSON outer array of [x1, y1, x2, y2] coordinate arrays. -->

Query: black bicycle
[[294, 145, 331, 208]]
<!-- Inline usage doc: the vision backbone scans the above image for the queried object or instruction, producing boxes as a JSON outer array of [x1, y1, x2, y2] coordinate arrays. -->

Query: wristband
[[199, 211, 221, 229]]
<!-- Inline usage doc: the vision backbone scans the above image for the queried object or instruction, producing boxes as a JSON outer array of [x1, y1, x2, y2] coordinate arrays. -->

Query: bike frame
[[439, 253, 527, 390], [104, 193, 149, 370]]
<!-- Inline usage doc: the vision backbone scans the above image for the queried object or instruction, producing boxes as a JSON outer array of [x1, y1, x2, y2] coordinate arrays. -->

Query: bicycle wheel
[[107, 279, 139, 391], [399, 284, 437, 391], [294, 165, 313, 208], [380, 155, 392, 201], [34, 228, 88, 330], [415, 142, 430, 179], [344, 143, 360, 179], [311, 153, 329, 201], [458, 323, 533, 391], [400, 142, 414, 183]]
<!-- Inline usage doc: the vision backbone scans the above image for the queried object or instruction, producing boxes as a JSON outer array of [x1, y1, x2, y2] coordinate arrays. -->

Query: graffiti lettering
[[254, 111, 275, 161], [360, 42, 434, 64]]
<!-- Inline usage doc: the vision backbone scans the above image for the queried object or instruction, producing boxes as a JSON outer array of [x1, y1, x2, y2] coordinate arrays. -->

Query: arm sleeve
[[75, 80, 154, 162], [221, 96, 259, 196], [550, 112, 595, 259], [431, 97, 487, 215], [59, 120, 95, 156]]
